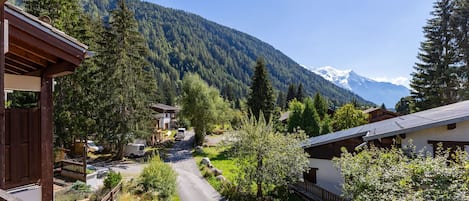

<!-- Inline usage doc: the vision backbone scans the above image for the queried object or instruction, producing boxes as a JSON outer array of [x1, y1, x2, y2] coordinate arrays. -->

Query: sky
[[145, 0, 435, 87]]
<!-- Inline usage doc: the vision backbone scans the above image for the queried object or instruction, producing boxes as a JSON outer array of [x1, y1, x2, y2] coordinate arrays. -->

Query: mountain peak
[[309, 66, 410, 107]]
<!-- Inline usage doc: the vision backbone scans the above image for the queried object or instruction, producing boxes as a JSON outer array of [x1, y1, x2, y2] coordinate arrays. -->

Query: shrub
[[71, 181, 92, 193], [104, 171, 122, 189], [137, 156, 177, 201]]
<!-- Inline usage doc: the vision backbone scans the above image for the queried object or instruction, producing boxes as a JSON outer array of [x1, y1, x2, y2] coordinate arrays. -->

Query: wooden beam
[[9, 42, 56, 63], [44, 60, 75, 78], [5, 74, 41, 92], [6, 53, 43, 70], [6, 14, 83, 66], [40, 75, 53, 201], [8, 43, 50, 67], [0, 3, 6, 192]]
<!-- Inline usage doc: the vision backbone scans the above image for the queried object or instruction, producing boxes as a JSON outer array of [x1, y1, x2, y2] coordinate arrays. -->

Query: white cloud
[[372, 76, 410, 88]]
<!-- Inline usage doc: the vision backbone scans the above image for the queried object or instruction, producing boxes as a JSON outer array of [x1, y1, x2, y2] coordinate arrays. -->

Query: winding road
[[165, 131, 224, 201]]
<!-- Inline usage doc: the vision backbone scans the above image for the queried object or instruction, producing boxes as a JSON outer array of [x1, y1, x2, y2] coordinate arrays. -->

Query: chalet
[[0, 2, 88, 201], [363, 107, 399, 123], [150, 103, 179, 130], [301, 100, 469, 198]]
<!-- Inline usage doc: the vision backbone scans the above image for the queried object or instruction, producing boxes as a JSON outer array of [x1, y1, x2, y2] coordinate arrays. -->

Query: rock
[[201, 157, 211, 165], [216, 175, 226, 182], [195, 146, 204, 154], [207, 163, 213, 168], [212, 168, 223, 176]]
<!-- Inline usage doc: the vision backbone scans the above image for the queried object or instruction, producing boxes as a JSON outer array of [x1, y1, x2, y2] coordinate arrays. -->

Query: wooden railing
[[0, 188, 22, 201], [60, 160, 86, 182], [100, 181, 123, 201], [294, 181, 346, 201]]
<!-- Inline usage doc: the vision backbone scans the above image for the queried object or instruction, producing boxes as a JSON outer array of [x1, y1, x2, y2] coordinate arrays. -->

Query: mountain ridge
[[11, 0, 374, 106], [310, 66, 410, 107]]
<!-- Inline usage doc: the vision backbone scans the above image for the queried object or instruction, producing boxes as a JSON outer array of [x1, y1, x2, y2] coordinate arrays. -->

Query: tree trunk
[[115, 141, 125, 160]]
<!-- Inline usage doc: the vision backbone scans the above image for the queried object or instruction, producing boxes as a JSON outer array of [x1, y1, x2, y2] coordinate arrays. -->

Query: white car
[[175, 128, 186, 141], [87, 140, 104, 153]]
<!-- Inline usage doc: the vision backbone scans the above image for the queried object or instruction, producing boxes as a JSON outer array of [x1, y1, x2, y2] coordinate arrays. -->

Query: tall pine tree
[[97, 0, 158, 159], [410, 0, 460, 111], [247, 57, 275, 121]]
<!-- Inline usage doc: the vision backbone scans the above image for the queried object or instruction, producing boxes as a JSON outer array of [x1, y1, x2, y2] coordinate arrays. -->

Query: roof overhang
[[3, 3, 88, 78]]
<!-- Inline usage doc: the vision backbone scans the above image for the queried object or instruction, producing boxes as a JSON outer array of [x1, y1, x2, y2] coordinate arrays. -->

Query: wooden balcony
[[291, 181, 347, 201]]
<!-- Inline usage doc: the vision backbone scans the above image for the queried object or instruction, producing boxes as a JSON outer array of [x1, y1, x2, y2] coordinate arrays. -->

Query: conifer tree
[[301, 98, 320, 137], [452, 0, 469, 98], [287, 99, 304, 132], [97, 0, 158, 159], [286, 84, 297, 106], [410, 0, 460, 111], [247, 57, 275, 121], [313, 92, 328, 119], [25, 0, 104, 146], [320, 114, 333, 135], [296, 83, 305, 102]]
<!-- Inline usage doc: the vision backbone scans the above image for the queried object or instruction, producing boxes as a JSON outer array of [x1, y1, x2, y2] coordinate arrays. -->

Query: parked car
[[175, 128, 186, 141], [86, 164, 111, 178], [124, 143, 145, 157], [87, 140, 104, 153]]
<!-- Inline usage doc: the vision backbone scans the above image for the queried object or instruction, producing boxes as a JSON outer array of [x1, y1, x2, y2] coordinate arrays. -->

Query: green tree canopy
[[287, 99, 304, 132], [332, 104, 368, 131], [334, 145, 469, 200], [247, 57, 275, 121], [301, 98, 320, 137], [313, 92, 328, 120], [180, 73, 227, 145], [231, 114, 309, 199], [97, 0, 158, 159]]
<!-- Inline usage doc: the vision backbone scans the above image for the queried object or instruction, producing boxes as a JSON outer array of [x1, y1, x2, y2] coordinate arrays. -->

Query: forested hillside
[[12, 0, 372, 106]]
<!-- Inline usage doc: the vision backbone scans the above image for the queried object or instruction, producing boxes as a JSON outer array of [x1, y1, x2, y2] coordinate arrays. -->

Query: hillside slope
[[17, 0, 372, 105]]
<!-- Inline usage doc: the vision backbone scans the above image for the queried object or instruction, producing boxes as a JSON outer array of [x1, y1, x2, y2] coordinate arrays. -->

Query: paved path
[[166, 131, 224, 201]]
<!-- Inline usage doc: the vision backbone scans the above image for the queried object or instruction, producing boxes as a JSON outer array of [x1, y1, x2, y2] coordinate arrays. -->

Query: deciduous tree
[[332, 104, 368, 131], [231, 114, 309, 199]]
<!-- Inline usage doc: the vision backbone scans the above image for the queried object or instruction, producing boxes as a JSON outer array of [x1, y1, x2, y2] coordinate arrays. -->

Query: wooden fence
[[100, 181, 123, 201], [294, 181, 347, 201], [60, 160, 86, 182]]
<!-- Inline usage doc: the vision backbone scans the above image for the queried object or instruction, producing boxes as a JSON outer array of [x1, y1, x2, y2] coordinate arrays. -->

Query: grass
[[193, 146, 239, 191], [194, 146, 303, 200]]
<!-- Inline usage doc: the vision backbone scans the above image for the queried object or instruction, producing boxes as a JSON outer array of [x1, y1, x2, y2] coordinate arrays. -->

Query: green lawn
[[193, 146, 239, 191], [193, 146, 303, 200]]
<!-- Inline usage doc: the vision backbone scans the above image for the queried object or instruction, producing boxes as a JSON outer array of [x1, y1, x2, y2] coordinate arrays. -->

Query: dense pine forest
[[12, 0, 371, 106]]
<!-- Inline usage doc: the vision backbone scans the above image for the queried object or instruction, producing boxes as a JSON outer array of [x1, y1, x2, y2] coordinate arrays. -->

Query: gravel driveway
[[166, 131, 224, 201]]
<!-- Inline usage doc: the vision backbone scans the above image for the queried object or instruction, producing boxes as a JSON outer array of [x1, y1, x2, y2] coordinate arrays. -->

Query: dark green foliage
[[320, 114, 333, 135], [7, 91, 38, 108], [410, 0, 469, 111], [287, 100, 304, 132], [138, 157, 177, 201], [276, 91, 287, 109], [301, 98, 320, 137], [296, 84, 305, 102], [286, 84, 297, 106], [247, 57, 276, 121], [395, 96, 414, 115], [313, 93, 328, 119], [103, 171, 122, 189], [96, 0, 158, 159], [74, 0, 372, 106]]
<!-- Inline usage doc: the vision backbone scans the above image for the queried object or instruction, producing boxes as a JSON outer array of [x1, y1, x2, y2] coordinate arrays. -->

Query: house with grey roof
[[300, 100, 469, 197]]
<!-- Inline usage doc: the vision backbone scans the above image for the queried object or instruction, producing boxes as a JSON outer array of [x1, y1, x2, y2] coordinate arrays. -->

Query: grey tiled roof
[[303, 100, 469, 148]]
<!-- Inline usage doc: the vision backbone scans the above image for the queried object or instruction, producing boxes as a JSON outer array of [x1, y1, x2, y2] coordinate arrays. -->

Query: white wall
[[402, 120, 469, 155], [308, 158, 343, 195]]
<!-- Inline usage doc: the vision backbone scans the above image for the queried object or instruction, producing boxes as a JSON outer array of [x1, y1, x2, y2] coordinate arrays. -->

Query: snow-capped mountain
[[310, 66, 410, 107]]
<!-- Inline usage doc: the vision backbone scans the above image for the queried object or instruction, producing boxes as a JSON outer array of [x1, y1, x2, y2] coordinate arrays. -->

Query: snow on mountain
[[309, 66, 410, 107]]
